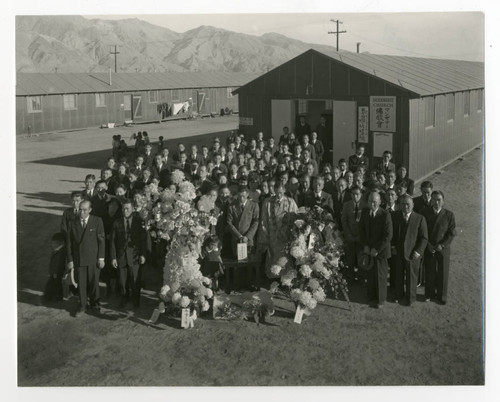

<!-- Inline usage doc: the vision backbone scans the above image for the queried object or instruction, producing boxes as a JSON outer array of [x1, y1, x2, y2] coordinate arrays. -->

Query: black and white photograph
[[4, 0, 498, 399]]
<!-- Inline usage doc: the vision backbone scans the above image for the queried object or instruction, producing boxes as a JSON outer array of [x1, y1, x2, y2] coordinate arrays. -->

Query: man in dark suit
[[160, 148, 174, 172], [295, 115, 311, 142], [213, 153, 228, 177], [227, 186, 260, 258], [90, 180, 113, 219], [333, 178, 352, 227], [66, 200, 105, 315], [391, 195, 428, 306], [377, 150, 396, 175], [142, 144, 155, 168], [413, 181, 433, 215], [110, 200, 148, 308], [101, 168, 118, 196], [413, 180, 433, 286], [348, 144, 369, 173], [178, 152, 191, 174], [341, 185, 365, 283], [81, 174, 96, 200], [359, 191, 393, 308], [423, 190, 456, 304], [151, 154, 169, 180], [304, 176, 334, 215], [188, 144, 203, 166], [61, 191, 83, 234], [396, 165, 415, 196]]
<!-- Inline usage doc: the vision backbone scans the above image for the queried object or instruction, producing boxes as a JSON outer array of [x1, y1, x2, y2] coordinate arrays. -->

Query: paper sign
[[307, 234, 315, 250], [294, 305, 304, 324], [181, 308, 190, 328], [237, 242, 248, 260], [239, 117, 253, 126], [370, 96, 396, 132], [358, 106, 369, 143]]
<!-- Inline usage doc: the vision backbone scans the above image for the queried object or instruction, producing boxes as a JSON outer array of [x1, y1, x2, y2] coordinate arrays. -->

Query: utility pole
[[356, 42, 361, 53], [110, 45, 120, 73], [328, 19, 347, 52]]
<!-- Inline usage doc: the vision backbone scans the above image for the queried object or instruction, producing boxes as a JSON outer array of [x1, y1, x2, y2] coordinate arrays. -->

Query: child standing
[[42, 233, 67, 304]]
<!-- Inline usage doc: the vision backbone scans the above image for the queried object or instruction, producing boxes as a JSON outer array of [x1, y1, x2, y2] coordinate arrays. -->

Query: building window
[[124, 95, 131, 111], [298, 100, 308, 114], [149, 90, 158, 103], [447, 93, 455, 122], [477, 89, 483, 112], [171, 89, 180, 102], [424, 96, 435, 128], [27, 96, 42, 113], [95, 93, 106, 107], [464, 91, 470, 116], [63, 94, 77, 110], [227, 87, 234, 98]]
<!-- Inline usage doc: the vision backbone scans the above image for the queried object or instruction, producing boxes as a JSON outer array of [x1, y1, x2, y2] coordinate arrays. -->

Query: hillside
[[16, 15, 343, 73]]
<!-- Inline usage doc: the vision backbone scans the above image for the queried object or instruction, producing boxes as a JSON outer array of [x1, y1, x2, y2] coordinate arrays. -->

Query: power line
[[327, 19, 346, 52]]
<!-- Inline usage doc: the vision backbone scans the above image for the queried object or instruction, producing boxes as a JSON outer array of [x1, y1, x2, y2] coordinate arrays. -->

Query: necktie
[[126, 218, 130, 233], [81, 219, 87, 229], [354, 203, 359, 220]]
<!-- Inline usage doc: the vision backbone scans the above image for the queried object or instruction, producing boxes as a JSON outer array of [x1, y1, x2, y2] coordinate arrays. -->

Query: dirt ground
[[16, 118, 484, 386]]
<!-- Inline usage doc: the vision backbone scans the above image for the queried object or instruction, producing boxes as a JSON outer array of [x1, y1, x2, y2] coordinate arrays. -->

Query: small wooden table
[[222, 257, 261, 293]]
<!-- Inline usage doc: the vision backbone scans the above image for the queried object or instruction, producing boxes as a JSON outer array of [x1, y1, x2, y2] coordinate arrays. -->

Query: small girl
[[200, 235, 225, 291]]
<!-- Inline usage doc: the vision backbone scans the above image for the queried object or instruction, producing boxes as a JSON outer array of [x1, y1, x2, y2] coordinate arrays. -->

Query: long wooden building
[[16, 71, 258, 135], [234, 49, 484, 182]]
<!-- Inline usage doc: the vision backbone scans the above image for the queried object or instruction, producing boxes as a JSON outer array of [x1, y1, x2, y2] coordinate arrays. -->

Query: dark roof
[[234, 49, 484, 97], [16, 71, 260, 96]]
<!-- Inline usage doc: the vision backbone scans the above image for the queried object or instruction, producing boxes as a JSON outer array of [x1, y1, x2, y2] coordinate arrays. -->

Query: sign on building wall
[[239, 117, 254, 126], [357, 106, 369, 143], [370, 96, 396, 132], [373, 132, 393, 157]]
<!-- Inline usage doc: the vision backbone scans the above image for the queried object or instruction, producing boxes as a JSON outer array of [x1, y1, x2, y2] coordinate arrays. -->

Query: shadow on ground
[[31, 130, 233, 170]]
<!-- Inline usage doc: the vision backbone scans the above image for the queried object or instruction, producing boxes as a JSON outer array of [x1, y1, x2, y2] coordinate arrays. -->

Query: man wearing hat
[[359, 191, 393, 308]]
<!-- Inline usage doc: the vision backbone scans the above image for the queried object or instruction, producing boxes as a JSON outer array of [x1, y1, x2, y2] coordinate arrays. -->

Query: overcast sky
[[82, 12, 484, 61]]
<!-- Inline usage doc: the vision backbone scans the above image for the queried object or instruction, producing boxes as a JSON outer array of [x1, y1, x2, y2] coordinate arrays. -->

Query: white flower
[[270, 281, 280, 293], [270, 264, 283, 276], [201, 300, 210, 312], [160, 285, 170, 297], [280, 269, 297, 287], [171, 170, 185, 184], [277, 257, 288, 267], [300, 265, 312, 278], [306, 298, 318, 310], [201, 277, 211, 286], [290, 288, 302, 301], [308, 278, 321, 291], [313, 288, 326, 302], [205, 288, 213, 299], [208, 216, 218, 226], [180, 296, 191, 308], [299, 291, 313, 306], [290, 245, 305, 259], [171, 292, 182, 304], [330, 256, 339, 267]]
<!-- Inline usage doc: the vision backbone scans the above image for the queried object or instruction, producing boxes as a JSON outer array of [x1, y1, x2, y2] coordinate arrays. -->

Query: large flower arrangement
[[141, 171, 218, 313], [268, 207, 348, 312]]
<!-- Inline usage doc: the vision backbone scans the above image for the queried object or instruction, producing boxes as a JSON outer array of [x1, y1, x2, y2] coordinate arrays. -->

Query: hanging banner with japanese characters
[[357, 106, 369, 143], [370, 96, 396, 132]]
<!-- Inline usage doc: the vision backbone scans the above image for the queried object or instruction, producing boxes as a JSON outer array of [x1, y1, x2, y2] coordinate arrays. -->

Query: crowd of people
[[44, 124, 457, 315]]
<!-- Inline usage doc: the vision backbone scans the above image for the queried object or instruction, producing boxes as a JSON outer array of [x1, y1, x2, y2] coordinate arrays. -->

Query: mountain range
[[16, 15, 345, 73]]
